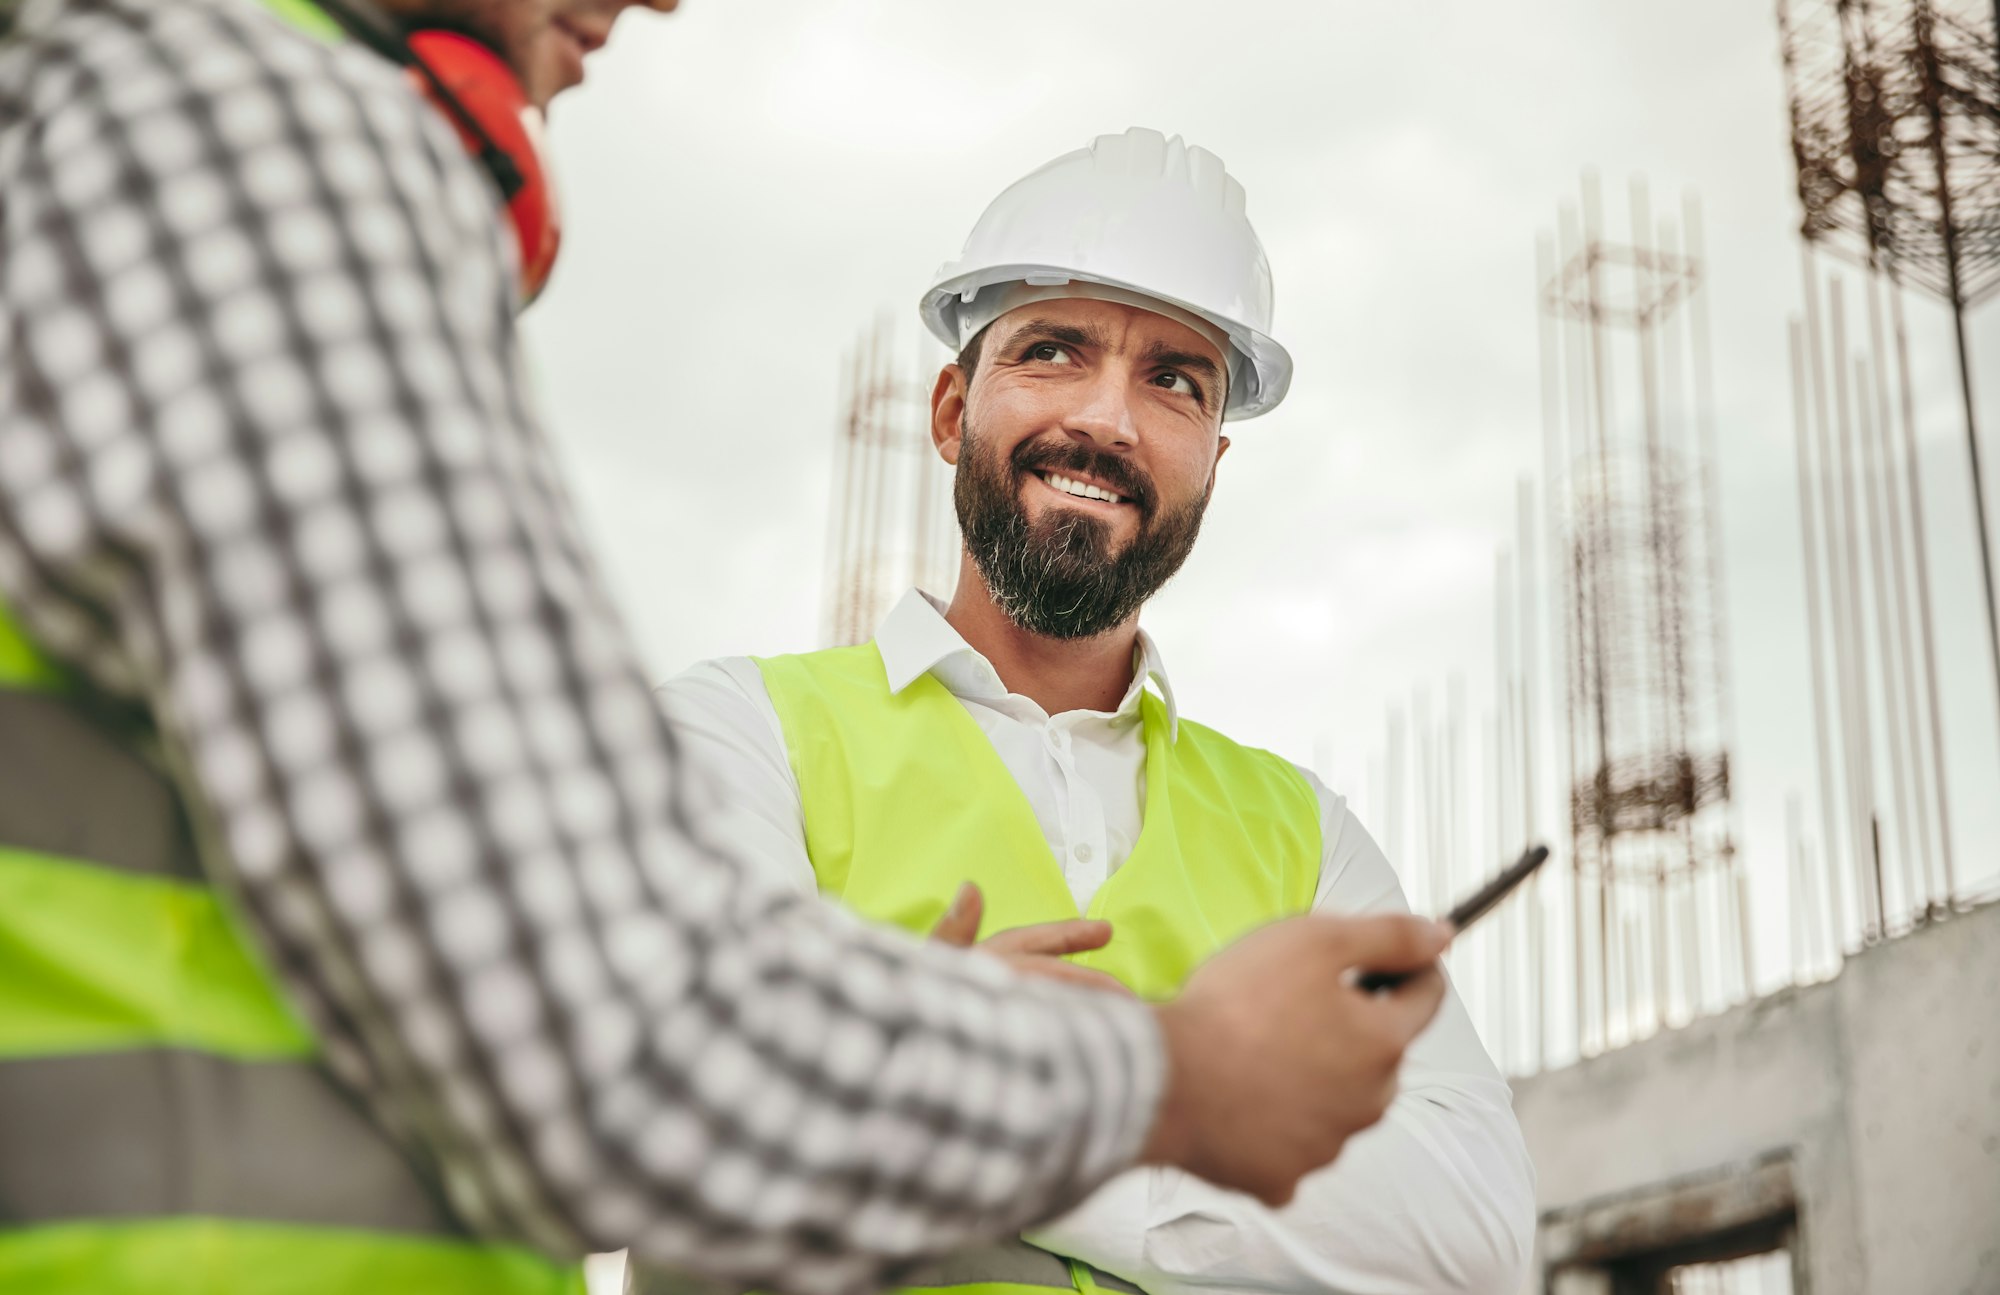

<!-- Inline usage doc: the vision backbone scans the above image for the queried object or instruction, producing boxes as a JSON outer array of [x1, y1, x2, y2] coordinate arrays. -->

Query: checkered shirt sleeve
[[0, 0, 1163, 1288]]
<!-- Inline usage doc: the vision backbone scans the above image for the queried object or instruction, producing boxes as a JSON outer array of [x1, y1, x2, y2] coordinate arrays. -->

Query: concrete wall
[[1512, 899, 2000, 1294]]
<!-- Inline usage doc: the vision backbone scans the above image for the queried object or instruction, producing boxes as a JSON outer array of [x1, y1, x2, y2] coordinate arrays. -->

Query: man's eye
[[1155, 370, 1199, 398], [1027, 342, 1073, 364]]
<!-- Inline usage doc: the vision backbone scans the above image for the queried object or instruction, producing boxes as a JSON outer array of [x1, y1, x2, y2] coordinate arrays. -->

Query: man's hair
[[955, 324, 990, 386]]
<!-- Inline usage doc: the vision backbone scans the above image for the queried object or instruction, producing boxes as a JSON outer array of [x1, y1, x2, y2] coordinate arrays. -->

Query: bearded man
[[662, 128, 1537, 1294]]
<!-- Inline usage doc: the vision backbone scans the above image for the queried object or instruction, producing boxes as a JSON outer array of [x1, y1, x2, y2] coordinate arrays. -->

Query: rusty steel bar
[[1802, 251, 1871, 949]]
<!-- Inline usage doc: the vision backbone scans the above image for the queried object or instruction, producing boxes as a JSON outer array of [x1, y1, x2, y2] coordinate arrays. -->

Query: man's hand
[[1140, 913, 1452, 1207], [929, 882, 1133, 997]]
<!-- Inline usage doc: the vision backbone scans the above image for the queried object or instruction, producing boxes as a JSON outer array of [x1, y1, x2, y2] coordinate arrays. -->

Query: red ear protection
[[403, 31, 562, 304], [306, 0, 562, 306]]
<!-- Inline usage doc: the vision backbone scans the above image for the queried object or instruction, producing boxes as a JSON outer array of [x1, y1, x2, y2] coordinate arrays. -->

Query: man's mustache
[[1009, 439, 1157, 517]]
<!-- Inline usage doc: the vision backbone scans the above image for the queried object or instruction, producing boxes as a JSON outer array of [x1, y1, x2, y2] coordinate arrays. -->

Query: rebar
[[1777, 0, 2000, 844], [1538, 176, 1744, 1055]]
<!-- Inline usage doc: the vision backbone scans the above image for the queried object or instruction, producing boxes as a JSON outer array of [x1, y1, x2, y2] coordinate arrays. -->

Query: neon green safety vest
[[0, 600, 590, 1295], [756, 643, 1323, 1294]]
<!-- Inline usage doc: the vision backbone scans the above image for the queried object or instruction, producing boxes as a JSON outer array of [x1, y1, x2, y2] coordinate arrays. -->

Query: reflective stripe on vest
[[756, 642, 1321, 1293], [0, 594, 577, 1294], [0, 1050, 456, 1232], [0, 688, 201, 880]]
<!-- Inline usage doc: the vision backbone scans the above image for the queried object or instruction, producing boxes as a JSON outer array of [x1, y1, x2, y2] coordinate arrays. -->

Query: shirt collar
[[876, 588, 1180, 740]]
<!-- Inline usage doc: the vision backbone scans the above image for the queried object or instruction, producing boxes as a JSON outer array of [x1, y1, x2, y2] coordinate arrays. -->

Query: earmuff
[[313, 0, 562, 304]]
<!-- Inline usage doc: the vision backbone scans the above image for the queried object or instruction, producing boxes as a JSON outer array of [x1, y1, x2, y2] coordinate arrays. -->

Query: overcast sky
[[517, 0, 2000, 1056]]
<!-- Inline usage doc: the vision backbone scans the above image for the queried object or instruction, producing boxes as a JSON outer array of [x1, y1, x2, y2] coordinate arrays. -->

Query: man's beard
[[954, 418, 1212, 640]]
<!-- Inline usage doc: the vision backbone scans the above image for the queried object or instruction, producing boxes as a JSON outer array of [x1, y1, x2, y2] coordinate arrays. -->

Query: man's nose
[[1060, 367, 1138, 452]]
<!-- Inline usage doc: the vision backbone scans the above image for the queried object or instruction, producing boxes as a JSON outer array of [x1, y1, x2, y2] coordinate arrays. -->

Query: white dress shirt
[[662, 590, 1536, 1294]]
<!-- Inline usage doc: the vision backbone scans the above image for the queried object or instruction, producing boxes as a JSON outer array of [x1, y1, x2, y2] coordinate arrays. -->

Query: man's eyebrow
[[1002, 318, 1113, 352], [1141, 341, 1224, 385]]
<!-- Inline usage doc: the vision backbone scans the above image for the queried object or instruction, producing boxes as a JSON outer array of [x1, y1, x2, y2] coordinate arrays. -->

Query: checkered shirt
[[0, 0, 1162, 1288]]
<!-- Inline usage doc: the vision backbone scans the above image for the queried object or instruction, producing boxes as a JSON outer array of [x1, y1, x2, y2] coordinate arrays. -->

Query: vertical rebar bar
[[1829, 285, 1889, 938], [1865, 270, 1939, 920], [1386, 708, 1406, 876], [1484, 709, 1508, 1073], [1803, 252, 1870, 949], [1800, 795, 1816, 987], [1581, 175, 1615, 1051], [1630, 179, 1680, 1036], [1790, 318, 1852, 949], [826, 342, 862, 644], [1681, 855, 1705, 1016], [1853, 357, 1918, 926], [1683, 196, 1738, 799], [1517, 478, 1548, 1071], [862, 322, 896, 635], [1447, 675, 1466, 913], [1683, 195, 1749, 994], [1416, 688, 1437, 914], [1538, 229, 1586, 1062], [911, 354, 936, 596], [1887, 281, 1958, 909]]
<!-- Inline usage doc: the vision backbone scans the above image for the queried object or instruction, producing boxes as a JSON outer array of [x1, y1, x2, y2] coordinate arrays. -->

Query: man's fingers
[[983, 918, 1114, 958], [1329, 912, 1451, 976], [1368, 963, 1449, 1040], [928, 882, 983, 947]]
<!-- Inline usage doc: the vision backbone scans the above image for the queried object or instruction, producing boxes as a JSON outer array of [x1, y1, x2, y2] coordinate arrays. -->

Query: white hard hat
[[920, 127, 1292, 421]]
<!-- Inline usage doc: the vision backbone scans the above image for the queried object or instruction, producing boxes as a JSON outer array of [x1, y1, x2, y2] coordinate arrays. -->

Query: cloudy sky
[[517, 0, 2000, 1057]]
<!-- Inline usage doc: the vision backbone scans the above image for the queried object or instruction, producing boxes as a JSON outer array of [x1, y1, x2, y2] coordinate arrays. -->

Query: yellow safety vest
[[0, 633, 579, 1283], [756, 642, 1322, 1293]]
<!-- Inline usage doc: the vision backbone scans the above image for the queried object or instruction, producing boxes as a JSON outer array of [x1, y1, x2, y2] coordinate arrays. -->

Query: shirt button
[[1074, 842, 1094, 863]]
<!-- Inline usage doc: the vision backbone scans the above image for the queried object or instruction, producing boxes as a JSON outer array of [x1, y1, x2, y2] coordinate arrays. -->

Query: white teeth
[[1043, 472, 1122, 504]]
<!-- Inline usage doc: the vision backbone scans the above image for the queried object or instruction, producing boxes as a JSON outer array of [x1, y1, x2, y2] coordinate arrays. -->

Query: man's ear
[[932, 365, 968, 465], [1215, 434, 1232, 467]]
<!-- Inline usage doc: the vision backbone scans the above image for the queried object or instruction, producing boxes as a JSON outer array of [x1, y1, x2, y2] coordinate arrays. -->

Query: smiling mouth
[[1031, 469, 1130, 506]]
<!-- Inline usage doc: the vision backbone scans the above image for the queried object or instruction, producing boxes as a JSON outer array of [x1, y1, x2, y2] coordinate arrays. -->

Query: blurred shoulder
[[2, 0, 431, 154], [659, 656, 774, 715]]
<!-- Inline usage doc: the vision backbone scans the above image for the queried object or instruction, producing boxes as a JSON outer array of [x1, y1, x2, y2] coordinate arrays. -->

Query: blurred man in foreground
[[665, 128, 1536, 1293], [0, 4, 1461, 1293]]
